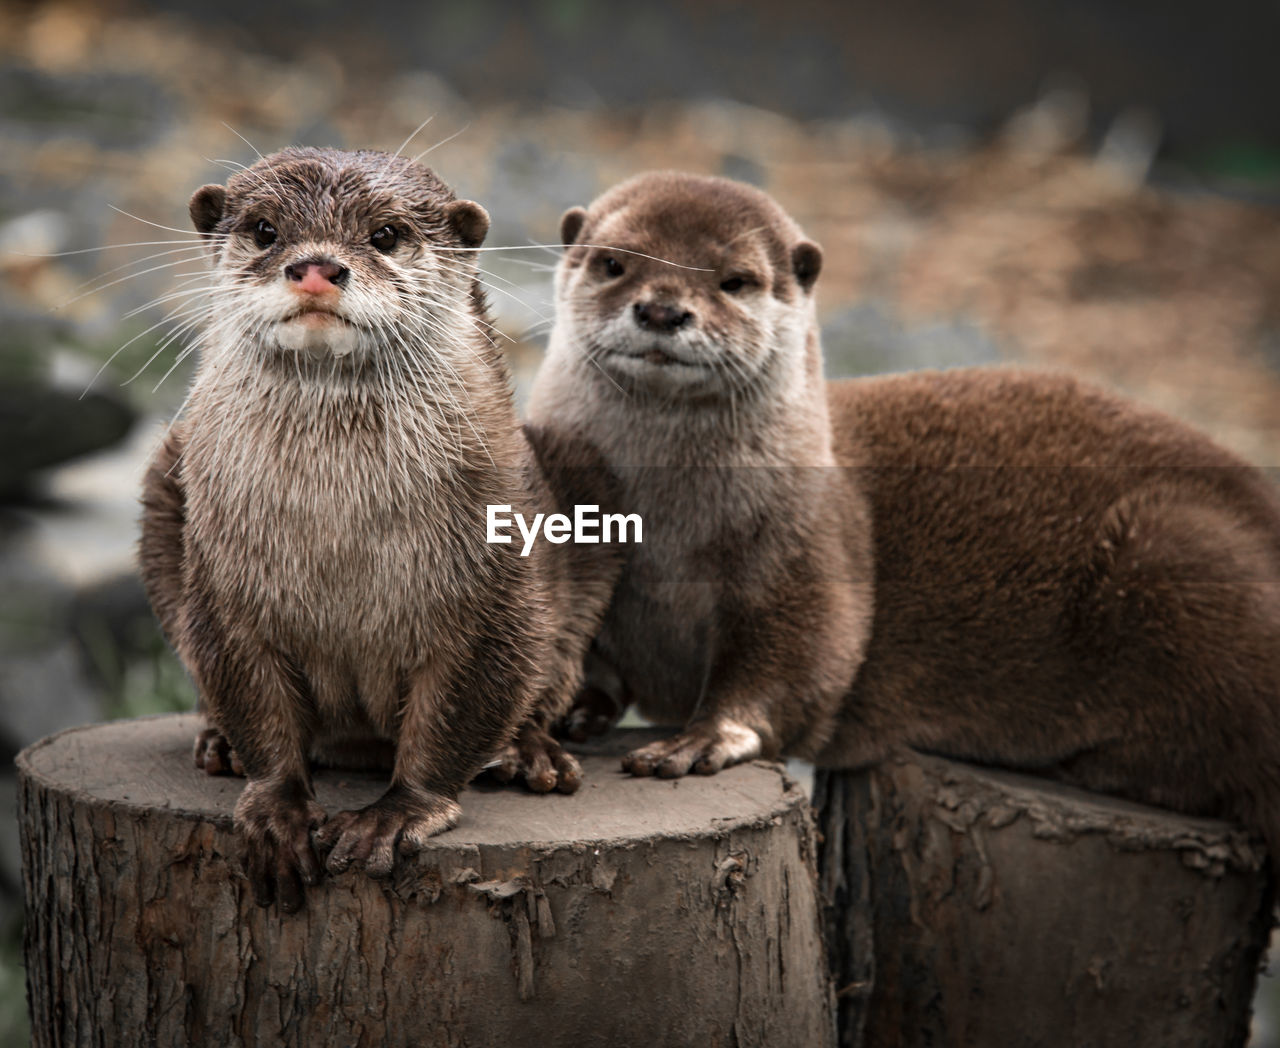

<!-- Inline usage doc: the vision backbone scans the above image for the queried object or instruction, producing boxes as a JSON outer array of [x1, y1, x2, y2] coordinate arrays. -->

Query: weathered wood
[[18, 715, 834, 1048], [814, 753, 1275, 1048]]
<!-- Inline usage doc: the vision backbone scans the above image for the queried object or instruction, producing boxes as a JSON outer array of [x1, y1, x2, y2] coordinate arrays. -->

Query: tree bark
[[814, 752, 1275, 1048], [18, 716, 834, 1048]]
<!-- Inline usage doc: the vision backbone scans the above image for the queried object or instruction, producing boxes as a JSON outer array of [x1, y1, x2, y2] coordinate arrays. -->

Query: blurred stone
[[719, 152, 766, 187], [0, 776, 16, 896], [24, 419, 160, 587], [0, 209, 70, 267], [0, 302, 73, 383], [485, 137, 598, 247], [0, 547, 102, 755], [0, 382, 135, 497], [1002, 82, 1090, 156], [24, 4, 102, 72], [1260, 329, 1280, 379], [1096, 107, 1163, 188], [390, 70, 469, 127], [68, 570, 157, 691], [823, 301, 1003, 378], [0, 641, 101, 756], [0, 538, 71, 657], [546, 74, 605, 112], [0, 66, 175, 149]]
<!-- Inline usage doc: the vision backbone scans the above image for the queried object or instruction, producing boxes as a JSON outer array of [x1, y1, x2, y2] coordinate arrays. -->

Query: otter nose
[[633, 301, 692, 333], [285, 258, 349, 293]]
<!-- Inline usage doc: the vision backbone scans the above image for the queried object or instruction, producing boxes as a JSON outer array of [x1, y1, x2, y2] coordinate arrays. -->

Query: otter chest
[[183, 405, 472, 648]]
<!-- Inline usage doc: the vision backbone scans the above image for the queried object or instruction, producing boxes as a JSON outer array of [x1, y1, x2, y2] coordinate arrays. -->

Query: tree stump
[[18, 715, 834, 1048], [814, 752, 1275, 1048]]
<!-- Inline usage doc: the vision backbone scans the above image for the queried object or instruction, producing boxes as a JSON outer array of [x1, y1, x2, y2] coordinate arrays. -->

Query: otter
[[528, 170, 1280, 856], [139, 147, 613, 912]]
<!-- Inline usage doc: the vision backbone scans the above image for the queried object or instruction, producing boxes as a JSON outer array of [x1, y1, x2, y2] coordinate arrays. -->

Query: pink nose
[[284, 259, 348, 294]]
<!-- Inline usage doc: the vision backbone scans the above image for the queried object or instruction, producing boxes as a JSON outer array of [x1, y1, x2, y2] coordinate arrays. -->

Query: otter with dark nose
[[530, 170, 1280, 860], [530, 170, 873, 776]]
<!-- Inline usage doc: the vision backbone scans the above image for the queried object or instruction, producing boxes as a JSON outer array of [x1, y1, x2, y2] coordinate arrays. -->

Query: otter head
[[189, 147, 489, 369], [553, 171, 822, 398]]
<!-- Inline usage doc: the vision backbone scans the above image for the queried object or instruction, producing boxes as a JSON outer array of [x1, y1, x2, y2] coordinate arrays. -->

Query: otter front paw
[[622, 720, 763, 779], [315, 787, 461, 878], [486, 722, 583, 794], [193, 726, 244, 776], [235, 780, 326, 914]]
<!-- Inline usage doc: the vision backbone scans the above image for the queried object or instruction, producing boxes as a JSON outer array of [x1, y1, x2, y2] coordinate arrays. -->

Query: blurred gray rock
[[719, 152, 766, 187], [0, 66, 175, 149], [0, 639, 101, 756], [822, 301, 1003, 378], [68, 570, 160, 689], [0, 382, 135, 497], [1257, 329, 1280, 379], [485, 138, 598, 246], [0, 552, 102, 755], [0, 307, 73, 384], [0, 776, 17, 897]]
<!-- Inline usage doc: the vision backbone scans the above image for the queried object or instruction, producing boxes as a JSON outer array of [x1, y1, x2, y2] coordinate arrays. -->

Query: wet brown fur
[[825, 370, 1280, 853], [138, 148, 615, 911], [532, 171, 1280, 857]]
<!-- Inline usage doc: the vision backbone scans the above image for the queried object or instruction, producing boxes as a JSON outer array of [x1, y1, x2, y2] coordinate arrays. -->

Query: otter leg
[[621, 631, 780, 778], [182, 596, 323, 912], [483, 630, 589, 795], [318, 619, 539, 878], [140, 424, 233, 772], [486, 646, 626, 793], [139, 425, 187, 648], [140, 428, 252, 781], [235, 776, 326, 914], [622, 579, 859, 778], [486, 582, 622, 793]]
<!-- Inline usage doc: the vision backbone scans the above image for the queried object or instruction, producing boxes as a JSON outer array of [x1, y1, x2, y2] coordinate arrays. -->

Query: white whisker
[[409, 123, 470, 164]]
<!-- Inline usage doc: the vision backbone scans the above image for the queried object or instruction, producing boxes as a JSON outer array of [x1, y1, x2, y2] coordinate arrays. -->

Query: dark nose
[[284, 258, 350, 290], [633, 301, 692, 333]]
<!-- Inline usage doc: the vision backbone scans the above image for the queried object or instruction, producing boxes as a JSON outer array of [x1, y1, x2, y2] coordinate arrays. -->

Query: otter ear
[[189, 185, 226, 236], [560, 206, 587, 247], [791, 240, 822, 292], [445, 199, 489, 248]]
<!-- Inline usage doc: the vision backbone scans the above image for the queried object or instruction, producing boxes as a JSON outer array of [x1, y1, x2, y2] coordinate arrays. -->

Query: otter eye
[[603, 256, 624, 278], [371, 225, 399, 253], [253, 219, 277, 249], [720, 276, 747, 293]]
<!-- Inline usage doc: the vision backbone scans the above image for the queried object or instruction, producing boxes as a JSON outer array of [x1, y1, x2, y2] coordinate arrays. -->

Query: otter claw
[[315, 788, 461, 878], [485, 723, 583, 794], [235, 782, 326, 913]]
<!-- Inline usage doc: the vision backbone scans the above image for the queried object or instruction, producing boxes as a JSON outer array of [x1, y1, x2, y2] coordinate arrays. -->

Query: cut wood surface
[[19, 715, 834, 1048], [814, 753, 1275, 1048]]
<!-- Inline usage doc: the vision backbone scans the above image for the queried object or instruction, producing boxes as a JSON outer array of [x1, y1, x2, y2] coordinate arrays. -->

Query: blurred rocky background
[[2, 0, 1279, 1042]]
